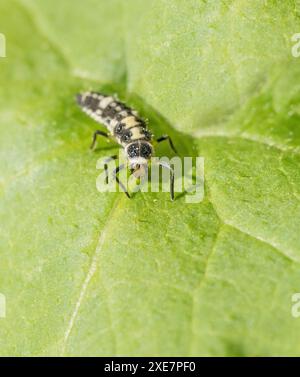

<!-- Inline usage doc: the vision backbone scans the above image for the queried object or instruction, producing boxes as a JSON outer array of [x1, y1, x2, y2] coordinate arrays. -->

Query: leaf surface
[[0, 0, 300, 356]]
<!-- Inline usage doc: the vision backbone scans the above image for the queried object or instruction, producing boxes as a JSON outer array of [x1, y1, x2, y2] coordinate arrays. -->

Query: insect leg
[[103, 155, 118, 184], [156, 135, 177, 154], [112, 164, 131, 199], [158, 161, 175, 201], [90, 130, 109, 150]]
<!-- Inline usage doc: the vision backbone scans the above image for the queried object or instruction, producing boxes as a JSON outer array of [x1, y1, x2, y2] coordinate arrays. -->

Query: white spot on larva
[[81, 93, 88, 102], [92, 93, 102, 99], [123, 116, 140, 129], [130, 127, 146, 140], [100, 96, 113, 109], [110, 119, 118, 127]]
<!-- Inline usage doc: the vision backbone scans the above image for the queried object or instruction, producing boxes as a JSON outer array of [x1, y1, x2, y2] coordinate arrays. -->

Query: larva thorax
[[76, 91, 154, 165]]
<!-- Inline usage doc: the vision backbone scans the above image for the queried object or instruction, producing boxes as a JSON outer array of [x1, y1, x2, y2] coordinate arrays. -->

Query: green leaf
[[1, 0, 300, 356]]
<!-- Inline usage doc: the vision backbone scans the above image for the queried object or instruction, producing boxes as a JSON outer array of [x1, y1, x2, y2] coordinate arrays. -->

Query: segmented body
[[76, 92, 153, 162]]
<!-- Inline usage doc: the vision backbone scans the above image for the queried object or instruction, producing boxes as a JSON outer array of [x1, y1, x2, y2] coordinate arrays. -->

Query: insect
[[76, 91, 177, 200]]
